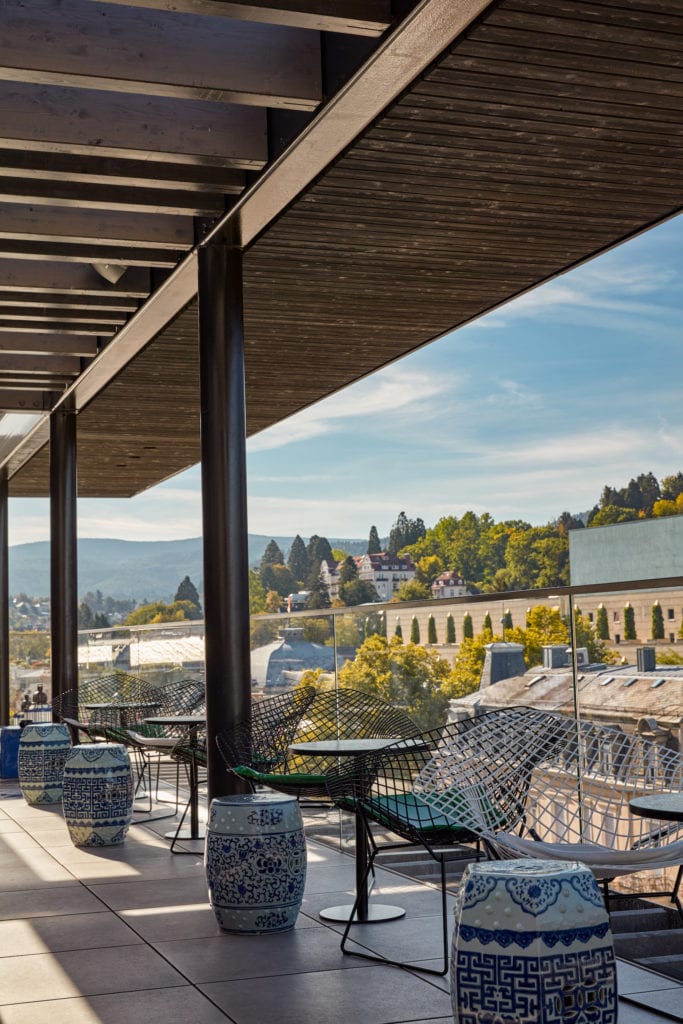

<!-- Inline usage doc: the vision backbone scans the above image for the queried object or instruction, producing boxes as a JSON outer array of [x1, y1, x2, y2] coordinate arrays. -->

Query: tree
[[596, 604, 609, 640], [503, 609, 513, 630], [446, 614, 456, 644], [394, 619, 403, 641], [338, 556, 358, 585], [652, 601, 664, 640], [124, 600, 199, 625], [174, 575, 201, 612], [483, 612, 492, 633], [265, 590, 282, 613], [260, 562, 296, 598], [661, 472, 683, 502], [446, 633, 491, 700], [463, 612, 473, 639], [427, 615, 437, 644], [388, 511, 426, 555], [287, 534, 309, 583], [410, 616, 420, 644], [367, 525, 381, 554], [415, 554, 443, 586], [78, 601, 94, 629], [307, 535, 333, 564], [339, 578, 379, 606], [624, 603, 636, 641], [304, 560, 330, 609], [338, 634, 451, 729], [260, 539, 284, 568], [589, 504, 639, 527], [390, 579, 431, 603], [249, 570, 267, 613]]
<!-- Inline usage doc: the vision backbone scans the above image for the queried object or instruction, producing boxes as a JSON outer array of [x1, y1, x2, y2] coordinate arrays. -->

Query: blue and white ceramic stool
[[62, 742, 134, 847], [18, 722, 71, 804], [451, 859, 617, 1024], [205, 792, 307, 933]]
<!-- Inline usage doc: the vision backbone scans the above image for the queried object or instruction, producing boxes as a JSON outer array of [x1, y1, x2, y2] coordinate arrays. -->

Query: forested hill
[[10, 535, 361, 601]]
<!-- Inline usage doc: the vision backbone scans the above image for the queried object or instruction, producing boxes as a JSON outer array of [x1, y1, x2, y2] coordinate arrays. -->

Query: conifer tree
[[410, 616, 420, 644], [174, 575, 201, 611], [308, 535, 333, 564], [394, 620, 403, 641], [651, 601, 664, 640], [427, 615, 437, 644], [446, 614, 456, 644], [304, 560, 331, 609], [338, 555, 358, 585], [623, 603, 636, 641], [503, 609, 513, 630], [483, 611, 492, 633], [287, 534, 309, 583], [367, 525, 381, 554], [261, 539, 284, 568], [596, 603, 609, 640], [463, 612, 473, 639]]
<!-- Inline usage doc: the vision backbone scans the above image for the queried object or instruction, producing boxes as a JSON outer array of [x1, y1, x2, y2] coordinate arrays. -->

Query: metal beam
[[1, 1, 322, 110], [0, 475, 8, 726], [0, 261, 150, 297], [0, 390, 50, 412], [81, 0, 391, 36], [50, 407, 78, 714], [0, 335, 98, 356], [0, 204, 194, 248], [0, 83, 267, 166], [199, 242, 251, 803]]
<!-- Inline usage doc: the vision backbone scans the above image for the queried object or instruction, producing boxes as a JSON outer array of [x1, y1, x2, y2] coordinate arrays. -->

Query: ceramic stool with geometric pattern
[[451, 859, 617, 1024], [62, 743, 134, 847], [18, 723, 71, 805]]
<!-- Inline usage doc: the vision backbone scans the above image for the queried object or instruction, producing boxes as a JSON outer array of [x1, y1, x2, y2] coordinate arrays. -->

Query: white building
[[431, 571, 468, 599], [357, 552, 416, 602]]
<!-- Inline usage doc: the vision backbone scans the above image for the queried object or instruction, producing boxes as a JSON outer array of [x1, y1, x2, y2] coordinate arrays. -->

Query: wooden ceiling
[[2, 0, 682, 496]]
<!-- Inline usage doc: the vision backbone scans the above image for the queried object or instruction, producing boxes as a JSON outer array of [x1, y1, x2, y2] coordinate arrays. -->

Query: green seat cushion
[[233, 765, 326, 786], [362, 792, 472, 837]]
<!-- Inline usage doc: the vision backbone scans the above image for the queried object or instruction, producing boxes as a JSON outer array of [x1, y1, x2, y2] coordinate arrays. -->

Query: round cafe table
[[289, 737, 406, 924], [144, 715, 206, 841], [629, 792, 683, 916]]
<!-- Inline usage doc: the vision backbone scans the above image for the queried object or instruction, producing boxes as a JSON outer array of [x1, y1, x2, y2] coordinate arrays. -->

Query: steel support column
[[50, 406, 78, 716], [0, 475, 9, 726], [198, 242, 251, 803]]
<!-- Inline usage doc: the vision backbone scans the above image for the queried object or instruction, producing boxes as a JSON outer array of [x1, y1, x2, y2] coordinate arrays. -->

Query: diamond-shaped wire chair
[[414, 708, 683, 918], [324, 705, 553, 975]]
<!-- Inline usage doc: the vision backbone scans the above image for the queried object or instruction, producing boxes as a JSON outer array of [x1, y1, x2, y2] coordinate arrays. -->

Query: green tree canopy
[[307, 535, 333, 564], [304, 560, 331, 609], [260, 539, 285, 567], [367, 525, 381, 554], [388, 511, 426, 555], [415, 554, 444, 586], [427, 615, 437, 644], [463, 612, 473, 639], [174, 575, 201, 611], [124, 600, 199, 625], [338, 634, 451, 729], [624, 603, 636, 640], [661, 472, 683, 502], [446, 614, 456, 644], [652, 601, 664, 640], [338, 578, 378, 606], [596, 604, 609, 640], [390, 579, 431, 603], [410, 617, 420, 644], [287, 535, 309, 583], [338, 555, 358, 585], [260, 562, 296, 598]]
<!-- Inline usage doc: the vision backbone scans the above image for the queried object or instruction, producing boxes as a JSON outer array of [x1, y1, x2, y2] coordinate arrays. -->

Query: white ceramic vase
[[205, 792, 307, 933], [451, 859, 617, 1024]]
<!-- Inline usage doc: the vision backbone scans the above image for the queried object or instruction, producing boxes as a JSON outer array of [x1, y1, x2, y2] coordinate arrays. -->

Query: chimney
[[542, 645, 569, 669], [480, 643, 526, 688], [636, 646, 656, 672]]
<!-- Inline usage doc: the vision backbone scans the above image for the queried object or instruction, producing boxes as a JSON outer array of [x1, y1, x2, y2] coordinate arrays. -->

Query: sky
[[8, 213, 683, 547]]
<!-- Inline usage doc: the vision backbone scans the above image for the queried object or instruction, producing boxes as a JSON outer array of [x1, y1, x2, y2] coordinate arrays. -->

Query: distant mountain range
[[9, 534, 369, 602]]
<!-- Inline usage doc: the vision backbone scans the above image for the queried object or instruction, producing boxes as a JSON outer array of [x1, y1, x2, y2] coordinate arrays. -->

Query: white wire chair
[[414, 708, 683, 917]]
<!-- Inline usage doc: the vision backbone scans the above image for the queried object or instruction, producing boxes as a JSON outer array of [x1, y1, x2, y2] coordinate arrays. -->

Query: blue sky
[[9, 214, 682, 546]]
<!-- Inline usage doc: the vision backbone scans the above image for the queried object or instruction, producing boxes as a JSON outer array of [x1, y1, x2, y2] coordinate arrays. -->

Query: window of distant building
[[669, 633, 676, 643], [668, 608, 675, 619], [613, 612, 619, 622], [588, 612, 593, 622]]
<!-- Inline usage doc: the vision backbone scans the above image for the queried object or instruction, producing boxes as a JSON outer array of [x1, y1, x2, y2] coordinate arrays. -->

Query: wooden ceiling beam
[[0, 1, 322, 110], [0, 321, 108, 336], [4, 295, 138, 312], [0, 334, 99, 356], [0, 261, 151, 297], [0, 242, 183, 268], [0, 178, 226, 216], [0, 307, 126, 325], [0, 83, 267, 166], [0, 204, 194, 249], [80, 0, 392, 36], [0, 354, 82, 373], [0, 150, 246, 193]]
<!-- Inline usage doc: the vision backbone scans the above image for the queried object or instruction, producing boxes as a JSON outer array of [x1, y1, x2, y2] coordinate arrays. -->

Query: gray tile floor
[[0, 782, 680, 1023]]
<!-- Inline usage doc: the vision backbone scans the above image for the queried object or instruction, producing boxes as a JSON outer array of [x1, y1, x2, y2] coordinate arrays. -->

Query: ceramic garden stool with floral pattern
[[205, 792, 307, 933], [451, 859, 617, 1024], [18, 722, 71, 805], [62, 743, 134, 847]]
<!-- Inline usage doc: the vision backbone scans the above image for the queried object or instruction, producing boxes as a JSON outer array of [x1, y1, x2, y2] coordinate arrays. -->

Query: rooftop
[[0, 780, 681, 1024]]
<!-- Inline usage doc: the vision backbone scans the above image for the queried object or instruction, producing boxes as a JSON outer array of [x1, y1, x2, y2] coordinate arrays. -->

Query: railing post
[[198, 240, 251, 803], [50, 406, 78, 716]]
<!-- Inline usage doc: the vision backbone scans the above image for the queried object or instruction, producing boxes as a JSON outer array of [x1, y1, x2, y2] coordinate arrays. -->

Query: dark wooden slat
[[0, 321, 110, 336], [0, 334, 98, 356], [0, 1, 322, 110], [504, 0, 683, 34], [0, 177, 225, 216], [0, 149, 246, 192], [80, 0, 392, 37], [0, 204, 194, 248], [0, 240, 183, 267], [0, 353, 80, 372], [0, 261, 150, 296], [0, 83, 267, 166], [3, 294, 137, 311], [0, 307, 126, 324], [486, 6, 683, 51], [0, 376, 73, 387]]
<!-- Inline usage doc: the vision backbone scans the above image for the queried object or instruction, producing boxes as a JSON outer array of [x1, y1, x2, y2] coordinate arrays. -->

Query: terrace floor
[[0, 780, 681, 1024]]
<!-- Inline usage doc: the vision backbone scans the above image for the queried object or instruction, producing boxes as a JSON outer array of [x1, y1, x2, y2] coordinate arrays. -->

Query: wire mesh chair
[[415, 708, 683, 918], [216, 687, 419, 799], [52, 671, 158, 744], [324, 706, 550, 975], [168, 724, 207, 853]]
